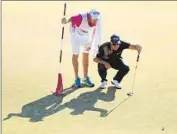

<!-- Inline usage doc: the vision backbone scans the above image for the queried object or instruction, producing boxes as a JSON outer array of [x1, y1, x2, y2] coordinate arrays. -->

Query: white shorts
[[70, 25, 92, 55]]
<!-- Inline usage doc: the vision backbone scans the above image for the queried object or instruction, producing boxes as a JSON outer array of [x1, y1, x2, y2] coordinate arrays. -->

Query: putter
[[103, 54, 140, 117], [127, 54, 140, 96], [102, 95, 131, 117]]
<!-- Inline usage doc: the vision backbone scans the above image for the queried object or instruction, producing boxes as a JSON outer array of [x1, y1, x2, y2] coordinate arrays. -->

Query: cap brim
[[118, 40, 121, 44], [113, 40, 121, 45]]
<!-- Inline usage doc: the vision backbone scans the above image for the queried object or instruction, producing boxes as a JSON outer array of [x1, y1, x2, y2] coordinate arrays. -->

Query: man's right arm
[[93, 57, 107, 64], [93, 47, 111, 69], [93, 57, 111, 69], [93, 47, 104, 64]]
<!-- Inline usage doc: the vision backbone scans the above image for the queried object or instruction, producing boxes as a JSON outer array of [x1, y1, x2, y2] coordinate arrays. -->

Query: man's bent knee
[[124, 66, 130, 74], [98, 63, 106, 71]]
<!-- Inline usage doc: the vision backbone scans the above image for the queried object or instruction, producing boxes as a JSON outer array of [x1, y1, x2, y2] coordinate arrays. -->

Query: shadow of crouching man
[[64, 86, 117, 117]]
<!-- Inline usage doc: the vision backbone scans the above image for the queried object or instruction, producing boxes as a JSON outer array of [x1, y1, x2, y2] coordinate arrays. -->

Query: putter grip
[[137, 54, 140, 62]]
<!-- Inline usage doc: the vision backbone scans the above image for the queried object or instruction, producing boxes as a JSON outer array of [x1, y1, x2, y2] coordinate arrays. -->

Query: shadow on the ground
[[3, 86, 118, 122], [3, 85, 77, 122], [65, 86, 117, 117]]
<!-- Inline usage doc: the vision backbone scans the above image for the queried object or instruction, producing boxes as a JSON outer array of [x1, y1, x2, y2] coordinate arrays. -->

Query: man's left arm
[[129, 44, 142, 54], [90, 18, 102, 50]]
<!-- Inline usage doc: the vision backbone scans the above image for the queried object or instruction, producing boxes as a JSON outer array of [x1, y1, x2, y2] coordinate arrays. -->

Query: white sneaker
[[100, 81, 107, 89], [111, 80, 122, 89]]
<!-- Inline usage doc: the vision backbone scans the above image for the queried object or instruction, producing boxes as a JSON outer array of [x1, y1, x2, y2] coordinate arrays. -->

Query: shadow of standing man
[[3, 85, 78, 122]]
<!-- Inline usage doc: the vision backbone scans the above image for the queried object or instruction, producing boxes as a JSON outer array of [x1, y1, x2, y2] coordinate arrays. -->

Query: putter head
[[100, 112, 108, 117], [127, 92, 133, 96]]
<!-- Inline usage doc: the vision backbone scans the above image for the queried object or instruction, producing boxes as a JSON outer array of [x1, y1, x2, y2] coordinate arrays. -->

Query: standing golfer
[[93, 34, 142, 89], [61, 9, 102, 88]]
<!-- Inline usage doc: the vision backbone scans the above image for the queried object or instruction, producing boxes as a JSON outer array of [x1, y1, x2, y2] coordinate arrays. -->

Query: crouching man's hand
[[135, 44, 142, 54], [104, 62, 111, 69]]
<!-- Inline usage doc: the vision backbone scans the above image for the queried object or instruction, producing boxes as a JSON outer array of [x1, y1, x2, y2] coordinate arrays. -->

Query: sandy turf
[[2, 1, 177, 134]]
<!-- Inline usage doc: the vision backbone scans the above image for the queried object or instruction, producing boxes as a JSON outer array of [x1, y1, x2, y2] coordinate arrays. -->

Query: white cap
[[89, 9, 100, 20]]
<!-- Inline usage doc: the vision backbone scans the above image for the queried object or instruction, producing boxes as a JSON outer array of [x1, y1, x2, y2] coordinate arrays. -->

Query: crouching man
[[93, 34, 142, 89]]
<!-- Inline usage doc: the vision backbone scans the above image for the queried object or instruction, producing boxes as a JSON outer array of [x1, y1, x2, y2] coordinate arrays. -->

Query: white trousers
[[69, 25, 92, 55]]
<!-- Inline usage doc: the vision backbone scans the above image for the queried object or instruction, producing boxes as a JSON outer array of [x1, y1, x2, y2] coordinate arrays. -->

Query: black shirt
[[96, 41, 130, 61]]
